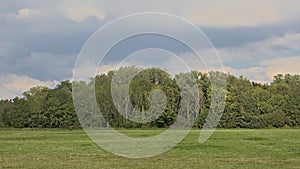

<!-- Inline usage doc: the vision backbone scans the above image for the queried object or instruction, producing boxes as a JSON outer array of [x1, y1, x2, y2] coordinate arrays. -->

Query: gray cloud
[[203, 20, 300, 48], [0, 8, 102, 81], [1, 0, 300, 98]]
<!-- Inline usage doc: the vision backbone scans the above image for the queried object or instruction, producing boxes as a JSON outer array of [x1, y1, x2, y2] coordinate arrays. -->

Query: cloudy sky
[[1, 0, 300, 99]]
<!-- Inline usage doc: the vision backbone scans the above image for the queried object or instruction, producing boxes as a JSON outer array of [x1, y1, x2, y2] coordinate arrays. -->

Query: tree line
[[0, 67, 299, 129]]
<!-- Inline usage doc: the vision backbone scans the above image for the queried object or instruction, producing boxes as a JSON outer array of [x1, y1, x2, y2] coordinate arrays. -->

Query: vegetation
[[0, 129, 299, 169], [0, 67, 299, 129]]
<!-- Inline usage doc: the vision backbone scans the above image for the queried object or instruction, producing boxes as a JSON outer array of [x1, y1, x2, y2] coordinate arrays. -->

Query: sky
[[1, 0, 300, 99]]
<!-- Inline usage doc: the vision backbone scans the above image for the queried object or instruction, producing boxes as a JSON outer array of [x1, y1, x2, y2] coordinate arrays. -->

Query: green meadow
[[0, 129, 299, 169]]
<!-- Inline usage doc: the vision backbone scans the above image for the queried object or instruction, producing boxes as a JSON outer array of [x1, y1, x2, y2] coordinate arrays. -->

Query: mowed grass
[[0, 129, 299, 169]]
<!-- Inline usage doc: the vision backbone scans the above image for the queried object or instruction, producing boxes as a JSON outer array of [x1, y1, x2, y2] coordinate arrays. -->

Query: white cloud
[[261, 56, 300, 80], [184, 1, 279, 26], [221, 55, 300, 83], [91, 31, 300, 83], [223, 66, 270, 83], [97, 64, 118, 74], [84, 0, 300, 27], [2, 1, 300, 26], [62, 1, 105, 22], [3, 7, 42, 20], [218, 32, 300, 63], [1, 1, 105, 23], [184, 0, 300, 26], [211, 32, 300, 82], [1, 0, 300, 98], [0, 74, 58, 99], [15, 8, 41, 19]]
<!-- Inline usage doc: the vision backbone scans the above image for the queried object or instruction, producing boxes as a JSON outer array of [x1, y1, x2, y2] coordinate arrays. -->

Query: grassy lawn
[[0, 128, 299, 169]]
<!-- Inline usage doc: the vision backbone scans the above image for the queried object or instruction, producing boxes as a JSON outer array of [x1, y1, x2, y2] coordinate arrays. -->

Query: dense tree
[[0, 67, 299, 129]]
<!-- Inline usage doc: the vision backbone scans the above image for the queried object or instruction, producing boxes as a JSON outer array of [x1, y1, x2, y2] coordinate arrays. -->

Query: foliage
[[0, 67, 299, 129]]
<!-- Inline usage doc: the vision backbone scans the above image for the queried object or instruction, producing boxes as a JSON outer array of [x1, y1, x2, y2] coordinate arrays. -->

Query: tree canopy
[[0, 67, 299, 129]]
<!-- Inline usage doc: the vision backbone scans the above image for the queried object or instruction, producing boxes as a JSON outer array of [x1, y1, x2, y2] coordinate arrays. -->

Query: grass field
[[0, 129, 299, 169]]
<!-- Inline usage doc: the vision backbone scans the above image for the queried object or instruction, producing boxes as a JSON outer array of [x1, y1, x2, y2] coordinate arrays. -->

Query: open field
[[0, 129, 299, 169]]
